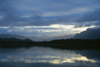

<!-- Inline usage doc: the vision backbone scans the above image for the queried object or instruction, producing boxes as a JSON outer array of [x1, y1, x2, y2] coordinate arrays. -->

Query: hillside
[[0, 34, 28, 40], [73, 28, 100, 39]]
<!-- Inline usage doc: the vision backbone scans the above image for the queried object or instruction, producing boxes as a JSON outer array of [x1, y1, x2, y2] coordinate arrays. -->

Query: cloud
[[0, 0, 10, 12], [12, 0, 100, 16], [77, 9, 100, 22], [0, 28, 8, 33], [0, 0, 28, 26], [26, 14, 81, 26], [0, 0, 100, 38], [0, 0, 100, 27], [0, 25, 74, 36], [94, 20, 100, 26], [0, 12, 80, 26], [73, 9, 100, 27]]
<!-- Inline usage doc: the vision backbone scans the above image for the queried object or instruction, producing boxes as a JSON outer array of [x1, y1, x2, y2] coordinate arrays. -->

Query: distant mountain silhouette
[[73, 28, 100, 39], [0, 34, 73, 41], [29, 34, 73, 41], [0, 38, 33, 42], [0, 34, 28, 40]]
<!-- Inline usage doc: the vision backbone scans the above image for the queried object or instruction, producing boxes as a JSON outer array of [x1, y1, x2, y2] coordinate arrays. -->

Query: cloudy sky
[[0, 0, 100, 37]]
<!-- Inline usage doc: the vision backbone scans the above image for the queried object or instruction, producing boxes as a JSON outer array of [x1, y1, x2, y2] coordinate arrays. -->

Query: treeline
[[0, 38, 100, 44], [43, 39, 100, 44], [0, 38, 100, 50]]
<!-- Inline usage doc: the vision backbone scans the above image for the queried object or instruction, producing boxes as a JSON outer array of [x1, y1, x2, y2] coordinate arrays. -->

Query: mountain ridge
[[73, 28, 100, 39], [0, 34, 28, 40]]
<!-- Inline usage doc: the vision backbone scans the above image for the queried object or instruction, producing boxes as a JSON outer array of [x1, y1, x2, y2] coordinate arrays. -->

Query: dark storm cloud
[[29, 8, 100, 26], [74, 9, 100, 27], [0, 0, 27, 26], [83, 21, 100, 27], [77, 9, 100, 22], [0, 5, 79, 26], [0, 0, 9, 12], [13, 0, 100, 16], [0, 0, 100, 27], [94, 20, 100, 26], [25, 8, 100, 27], [27, 14, 80, 26]]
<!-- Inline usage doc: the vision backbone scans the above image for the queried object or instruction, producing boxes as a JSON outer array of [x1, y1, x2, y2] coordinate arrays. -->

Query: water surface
[[0, 47, 100, 67]]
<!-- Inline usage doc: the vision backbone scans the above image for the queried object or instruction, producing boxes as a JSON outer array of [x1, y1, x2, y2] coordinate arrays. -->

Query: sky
[[0, 0, 100, 37]]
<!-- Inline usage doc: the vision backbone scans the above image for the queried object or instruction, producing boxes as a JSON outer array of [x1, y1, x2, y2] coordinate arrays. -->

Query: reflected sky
[[0, 47, 100, 67]]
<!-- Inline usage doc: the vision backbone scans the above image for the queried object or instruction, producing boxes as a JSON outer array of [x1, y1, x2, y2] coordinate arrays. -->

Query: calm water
[[0, 46, 100, 67]]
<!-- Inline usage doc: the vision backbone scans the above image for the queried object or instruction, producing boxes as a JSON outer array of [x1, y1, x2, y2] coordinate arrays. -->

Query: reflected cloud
[[0, 47, 99, 66]]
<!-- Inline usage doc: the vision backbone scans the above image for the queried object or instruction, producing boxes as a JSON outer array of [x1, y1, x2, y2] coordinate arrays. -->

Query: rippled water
[[0, 47, 100, 67]]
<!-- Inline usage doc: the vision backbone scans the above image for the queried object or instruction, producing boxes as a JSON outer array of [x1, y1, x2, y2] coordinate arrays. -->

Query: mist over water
[[0, 46, 100, 67]]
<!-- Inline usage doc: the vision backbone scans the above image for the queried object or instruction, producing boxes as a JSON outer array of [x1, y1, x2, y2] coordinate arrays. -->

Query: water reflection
[[0, 47, 100, 67]]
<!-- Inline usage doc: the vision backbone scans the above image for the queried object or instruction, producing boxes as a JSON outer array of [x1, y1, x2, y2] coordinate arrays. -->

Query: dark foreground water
[[0, 46, 100, 67]]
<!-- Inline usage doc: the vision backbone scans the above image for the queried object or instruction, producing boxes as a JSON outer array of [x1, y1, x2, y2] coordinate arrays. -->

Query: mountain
[[29, 34, 73, 41], [0, 34, 73, 41], [0, 34, 28, 40], [73, 28, 100, 39], [0, 38, 33, 42]]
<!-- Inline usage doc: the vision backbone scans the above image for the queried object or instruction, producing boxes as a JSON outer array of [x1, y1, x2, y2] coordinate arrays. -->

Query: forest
[[0, 38, 100, 50]]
